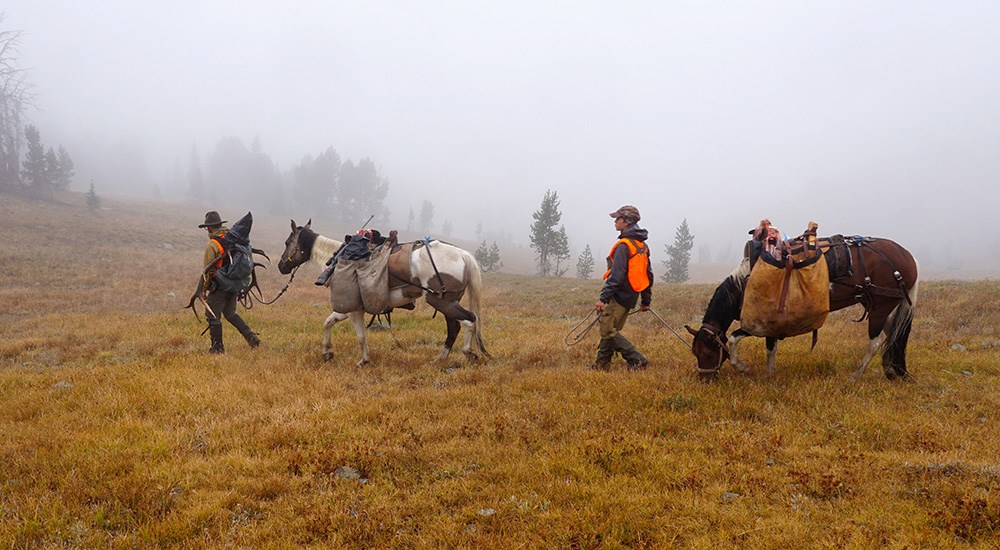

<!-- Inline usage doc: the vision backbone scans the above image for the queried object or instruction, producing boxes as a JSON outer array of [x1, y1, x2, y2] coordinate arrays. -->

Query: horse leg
[[881, 285, 918, 381], [436, 316, 461, 361], [765, 337, 779, 376], [728, 329, 752, 373], [322, 311, 350, 362], [851, 335, 884, 382], [851, 307, 891, 381], [348, 311, 371, 367], [427, 296, 478, 362], [882, 310, 913, 380]]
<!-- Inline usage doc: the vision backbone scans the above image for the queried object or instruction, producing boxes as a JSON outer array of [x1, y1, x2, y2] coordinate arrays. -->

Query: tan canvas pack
[[741, 237, 830, 338], [330, 242, 393, 314]]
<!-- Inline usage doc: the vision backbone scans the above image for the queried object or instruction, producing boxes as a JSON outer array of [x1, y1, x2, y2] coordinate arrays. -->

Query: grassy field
[[1, 192, 999, 548]]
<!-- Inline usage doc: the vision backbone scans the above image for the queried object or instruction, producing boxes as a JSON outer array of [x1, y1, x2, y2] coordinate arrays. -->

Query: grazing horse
[[277, 220, 489, 366], [685, 236, 919, 381]]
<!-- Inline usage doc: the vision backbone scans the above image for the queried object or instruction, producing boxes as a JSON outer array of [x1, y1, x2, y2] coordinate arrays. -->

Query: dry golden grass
[[1, 192, 999, 548]]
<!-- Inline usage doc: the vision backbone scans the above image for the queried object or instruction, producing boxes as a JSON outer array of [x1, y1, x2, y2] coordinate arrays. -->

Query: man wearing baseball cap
[[591, 205, 653, 371]]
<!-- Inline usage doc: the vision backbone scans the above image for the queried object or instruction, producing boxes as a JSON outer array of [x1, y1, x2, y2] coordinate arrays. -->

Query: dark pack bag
[[213, 212, 255, 295]]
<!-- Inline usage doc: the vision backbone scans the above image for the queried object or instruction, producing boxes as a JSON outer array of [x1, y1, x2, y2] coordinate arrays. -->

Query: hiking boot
[[246, 333, 261, 349], [591, 338, 614, 371], [627, 359, 649, 371], [209, 325, 224, 354]]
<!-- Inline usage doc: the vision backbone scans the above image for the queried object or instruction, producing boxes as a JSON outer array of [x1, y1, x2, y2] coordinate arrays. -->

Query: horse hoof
[[732, 361, 750, 373], [356, 359, 370, 368], [323, 352, 333, 362], [464, 351, 479, 362]]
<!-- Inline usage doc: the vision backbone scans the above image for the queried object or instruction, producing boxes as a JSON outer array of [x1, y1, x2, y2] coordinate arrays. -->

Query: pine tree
[[552, 225, 570, 277], [44, 147, 59, 190], [528, 189, 562, 276], [576, 245, 595, 279], [419, 200, 434, 235], [20, 125, 49, 194], [662, 219, 695, 283], [186, 144, 205, 200], [54, 146, 74, 190], [86, 180, 101, 210], [488, 242, 502, 272], [474, 240, 503, 272]]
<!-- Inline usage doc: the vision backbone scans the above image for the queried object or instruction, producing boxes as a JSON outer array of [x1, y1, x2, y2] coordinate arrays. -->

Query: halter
[[696, 323, 727, 375]]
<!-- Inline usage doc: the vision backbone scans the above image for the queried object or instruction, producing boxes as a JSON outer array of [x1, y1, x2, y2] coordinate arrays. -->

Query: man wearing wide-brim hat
[[199, 211, 259, 354], [591, 205, 653, 371]]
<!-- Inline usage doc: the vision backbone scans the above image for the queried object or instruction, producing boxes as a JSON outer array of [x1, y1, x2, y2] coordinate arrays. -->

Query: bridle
[[696, 323, 727, 375]]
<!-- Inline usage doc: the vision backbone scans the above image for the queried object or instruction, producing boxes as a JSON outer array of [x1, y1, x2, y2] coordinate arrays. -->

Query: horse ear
[[290, 219, 297, 231], [305, 219, 312, 230], [684, 325, 698, 336]]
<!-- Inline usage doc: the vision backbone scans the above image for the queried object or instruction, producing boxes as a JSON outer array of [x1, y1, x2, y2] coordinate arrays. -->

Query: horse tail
[[881, 267, 919, 379], [462, 249, 491, 357]]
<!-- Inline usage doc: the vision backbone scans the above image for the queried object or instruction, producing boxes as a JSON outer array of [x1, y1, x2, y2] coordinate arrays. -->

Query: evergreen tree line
[[528, 189, 695, 282], [18, 125, 74, 196], [3, 18, 698, 276]]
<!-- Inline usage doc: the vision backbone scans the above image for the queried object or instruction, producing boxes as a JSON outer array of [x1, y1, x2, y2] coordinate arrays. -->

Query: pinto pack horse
[[277, 220, 489, 366], [685, 235, 919, 381]]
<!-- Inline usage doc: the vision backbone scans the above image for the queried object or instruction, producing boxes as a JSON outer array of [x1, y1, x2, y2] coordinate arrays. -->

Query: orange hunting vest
[[604, 238, 651, 292]]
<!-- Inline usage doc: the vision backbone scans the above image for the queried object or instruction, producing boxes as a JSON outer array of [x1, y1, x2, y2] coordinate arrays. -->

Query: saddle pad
[[741, 250, 831, 338]]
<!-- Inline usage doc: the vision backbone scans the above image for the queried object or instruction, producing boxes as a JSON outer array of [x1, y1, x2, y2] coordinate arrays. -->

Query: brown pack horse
[[685, 235, 919, 381], [278, 220, 489, 366]]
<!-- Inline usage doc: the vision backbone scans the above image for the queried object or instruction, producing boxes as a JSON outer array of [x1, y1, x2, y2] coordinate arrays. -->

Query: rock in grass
[[334, 466, 368, 484]]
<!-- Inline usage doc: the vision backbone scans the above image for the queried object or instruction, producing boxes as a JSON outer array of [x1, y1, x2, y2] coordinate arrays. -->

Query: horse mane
[[297, 226, 342, 271], [702, 259, 749, 332]]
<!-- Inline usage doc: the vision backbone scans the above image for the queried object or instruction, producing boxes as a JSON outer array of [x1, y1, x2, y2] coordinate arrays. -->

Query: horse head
[[277, 219, 314, 274], [685, 324, 729, 381]]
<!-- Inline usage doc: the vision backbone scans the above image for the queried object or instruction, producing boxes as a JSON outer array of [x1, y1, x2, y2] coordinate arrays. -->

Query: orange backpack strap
[[209, 237, 225, 269]]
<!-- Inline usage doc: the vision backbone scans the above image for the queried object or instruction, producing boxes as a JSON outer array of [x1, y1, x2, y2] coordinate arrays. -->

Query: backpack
[[212, 212, 255, 296]]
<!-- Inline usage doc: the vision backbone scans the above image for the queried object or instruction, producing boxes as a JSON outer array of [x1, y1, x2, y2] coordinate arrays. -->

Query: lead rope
[[647, 308, 693, 350], [257, 265, 298, 305], [564, 307, 691, 349], [565, 309, 601, 346]]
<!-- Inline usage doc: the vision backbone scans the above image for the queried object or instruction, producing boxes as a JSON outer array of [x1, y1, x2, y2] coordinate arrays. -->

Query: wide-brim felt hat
[[198, 211, 227, 228]]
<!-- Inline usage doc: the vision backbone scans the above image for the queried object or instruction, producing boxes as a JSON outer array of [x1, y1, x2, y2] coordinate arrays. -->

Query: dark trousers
[[205, 290, 254, 343]]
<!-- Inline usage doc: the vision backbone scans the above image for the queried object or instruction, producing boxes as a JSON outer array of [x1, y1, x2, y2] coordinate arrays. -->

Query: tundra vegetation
[[1, 192, 998, 547]]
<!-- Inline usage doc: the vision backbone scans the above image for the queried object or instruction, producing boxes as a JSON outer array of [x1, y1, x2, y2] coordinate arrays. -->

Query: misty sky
[[6, 1, 1000, 274]]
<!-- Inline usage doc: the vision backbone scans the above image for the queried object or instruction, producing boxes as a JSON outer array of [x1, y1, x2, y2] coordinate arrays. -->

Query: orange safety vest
[[209, 237, 225, 269], [604, 238, 651, 292]]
